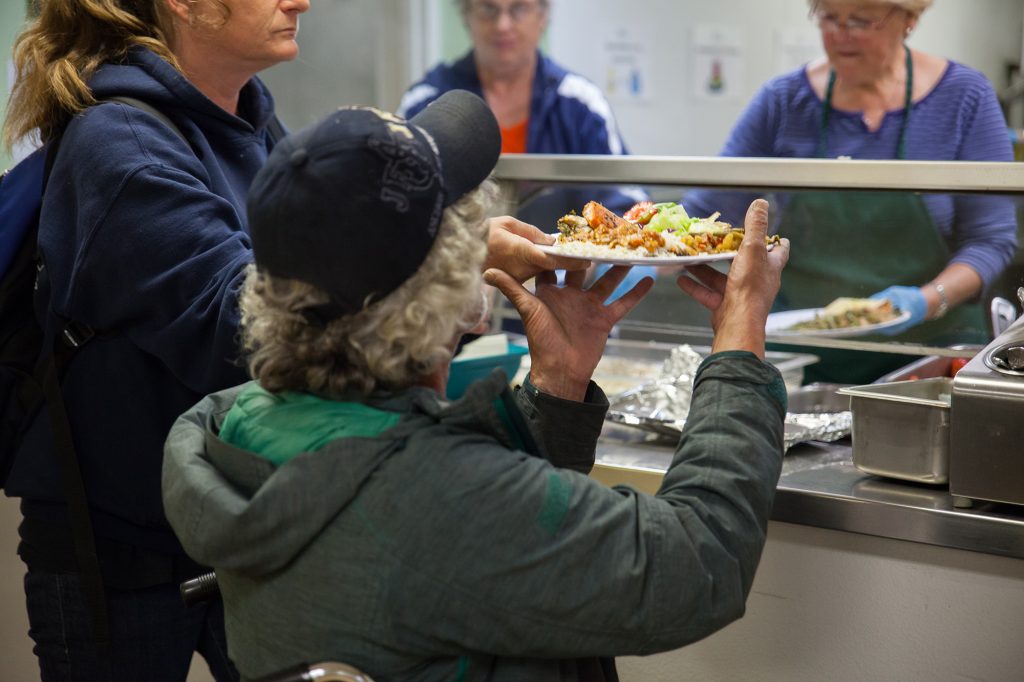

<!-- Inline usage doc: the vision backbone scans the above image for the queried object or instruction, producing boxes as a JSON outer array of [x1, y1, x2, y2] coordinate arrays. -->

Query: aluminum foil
[[606, 344, 852, 450], [782, 411, 852, 450], [606, 345, 702, 431]]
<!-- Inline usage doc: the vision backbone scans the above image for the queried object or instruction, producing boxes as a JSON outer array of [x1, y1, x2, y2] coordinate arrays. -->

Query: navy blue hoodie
[[6, 47, 277, 559]]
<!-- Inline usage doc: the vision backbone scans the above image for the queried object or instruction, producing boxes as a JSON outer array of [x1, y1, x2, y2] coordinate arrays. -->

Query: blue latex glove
[[870, 285, 927, 336], [596, 264, 658, 304]]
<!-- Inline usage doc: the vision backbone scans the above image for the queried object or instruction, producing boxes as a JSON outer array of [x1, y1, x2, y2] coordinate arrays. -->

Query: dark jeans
[[24, 570, 239, 682]]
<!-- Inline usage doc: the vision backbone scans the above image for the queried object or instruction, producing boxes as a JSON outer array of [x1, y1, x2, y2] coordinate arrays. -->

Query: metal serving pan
[[594, 337, 817, 393], [600, 344, 846, 450], [874, 345, 982, 384], [839, 378, 953, 484]]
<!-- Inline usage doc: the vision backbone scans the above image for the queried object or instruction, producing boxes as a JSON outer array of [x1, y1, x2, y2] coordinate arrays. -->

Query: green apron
[[774, 47, 986, 384]]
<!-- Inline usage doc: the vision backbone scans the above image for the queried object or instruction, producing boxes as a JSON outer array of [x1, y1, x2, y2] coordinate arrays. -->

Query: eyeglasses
[[814, 6, 900, 36], [469, 1, 545, 24]]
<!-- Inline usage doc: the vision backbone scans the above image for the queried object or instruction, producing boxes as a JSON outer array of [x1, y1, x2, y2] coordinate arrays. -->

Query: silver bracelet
[[932, 283, 949, 319]]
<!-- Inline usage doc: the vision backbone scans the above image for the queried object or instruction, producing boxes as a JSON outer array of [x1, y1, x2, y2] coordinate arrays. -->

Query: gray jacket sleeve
[[384, 352, 786, 659], [513, 374, 609, 474]]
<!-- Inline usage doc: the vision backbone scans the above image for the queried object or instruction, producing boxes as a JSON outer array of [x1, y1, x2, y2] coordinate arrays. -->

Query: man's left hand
[[484, 216, 590, 283]]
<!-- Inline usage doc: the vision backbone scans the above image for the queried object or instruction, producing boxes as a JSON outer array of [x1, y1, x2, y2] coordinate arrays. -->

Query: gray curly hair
[[808, 0, 933, 14], [238, 179, 499, 398]]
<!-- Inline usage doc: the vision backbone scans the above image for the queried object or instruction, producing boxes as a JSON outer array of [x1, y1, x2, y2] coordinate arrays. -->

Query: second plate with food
[[766, 308, 912, 338], [536, 243, 739, 266]]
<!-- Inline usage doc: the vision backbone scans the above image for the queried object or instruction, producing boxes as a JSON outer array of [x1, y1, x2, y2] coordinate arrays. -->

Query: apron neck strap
[[818, 44, 914, 160]]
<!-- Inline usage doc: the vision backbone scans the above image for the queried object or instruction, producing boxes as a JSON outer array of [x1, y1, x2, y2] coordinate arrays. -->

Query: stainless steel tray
[[782, 383, 853, 449], [594, 338, 818, 393], [839, 378, 953, 484], [602, 340, 846, 450], [605, 409, 852, 451], [874, 345, 981, 383]]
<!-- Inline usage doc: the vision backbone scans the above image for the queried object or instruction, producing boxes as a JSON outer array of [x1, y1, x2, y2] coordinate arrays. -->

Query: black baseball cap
[[247, 90, 501, 319]]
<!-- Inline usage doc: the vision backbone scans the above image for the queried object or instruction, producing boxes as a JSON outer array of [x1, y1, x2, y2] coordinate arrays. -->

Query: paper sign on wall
[[690, 25, 745, 102], [601, 28, 652, 103]]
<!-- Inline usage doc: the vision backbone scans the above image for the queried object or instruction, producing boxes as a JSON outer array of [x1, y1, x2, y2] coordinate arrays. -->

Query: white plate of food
[[546, 199, 778, 267], [536, 243, 739, 266], [766, 298, 911, 338]]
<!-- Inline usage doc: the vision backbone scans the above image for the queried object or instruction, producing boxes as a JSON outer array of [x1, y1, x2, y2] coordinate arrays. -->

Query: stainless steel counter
[[592, 425, 1024, 561]]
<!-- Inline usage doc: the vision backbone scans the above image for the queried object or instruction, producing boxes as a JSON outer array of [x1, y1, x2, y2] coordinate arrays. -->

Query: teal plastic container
[[446, 344, 529, 399]]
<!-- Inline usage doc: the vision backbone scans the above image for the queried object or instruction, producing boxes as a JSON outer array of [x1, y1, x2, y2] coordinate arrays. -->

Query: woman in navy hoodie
[[2, 0, 308, 679]]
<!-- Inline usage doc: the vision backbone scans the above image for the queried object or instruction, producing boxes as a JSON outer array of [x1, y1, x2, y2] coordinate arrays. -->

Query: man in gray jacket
[[162, 90, 791, 681]]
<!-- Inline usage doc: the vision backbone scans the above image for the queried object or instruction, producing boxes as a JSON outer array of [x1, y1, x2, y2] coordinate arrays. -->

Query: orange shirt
[[500, 119, 529, 154]]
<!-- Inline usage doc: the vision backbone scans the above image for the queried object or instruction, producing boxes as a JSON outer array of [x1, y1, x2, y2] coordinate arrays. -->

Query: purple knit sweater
[[686, 61, 1018, 288]]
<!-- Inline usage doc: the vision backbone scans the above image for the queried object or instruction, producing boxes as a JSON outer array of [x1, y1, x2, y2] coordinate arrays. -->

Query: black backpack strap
[[103, 96, 187, 143], [31, 133, 111, 651], [32, 96, 189, 653], [108, 94, 282, 148], [41, 137, 60, 191], [267, 115, 287, 144], [39, 343, 110, 649]]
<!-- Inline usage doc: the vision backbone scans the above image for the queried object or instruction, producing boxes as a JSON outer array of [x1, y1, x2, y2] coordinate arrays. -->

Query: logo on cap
[[362, 108, 442, 221]]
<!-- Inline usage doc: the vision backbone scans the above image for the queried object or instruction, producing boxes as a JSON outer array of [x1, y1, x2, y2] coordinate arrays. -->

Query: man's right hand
[[676, 199, 790, 359]]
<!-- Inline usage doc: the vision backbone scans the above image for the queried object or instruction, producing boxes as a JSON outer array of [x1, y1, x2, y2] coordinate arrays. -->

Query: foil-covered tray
[[605, 345, 851, 450], [781, 411, 852, 450], [606, 409, 851, 450]]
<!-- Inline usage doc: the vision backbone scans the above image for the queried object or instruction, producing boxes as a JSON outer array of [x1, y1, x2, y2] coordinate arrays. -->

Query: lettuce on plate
[[646, 203, 697, 233]]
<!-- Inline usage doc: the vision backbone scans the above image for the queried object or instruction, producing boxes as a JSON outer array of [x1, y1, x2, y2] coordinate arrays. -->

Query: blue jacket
[[398, 50, 632, 156], [399, 51, 652, 297], [5, 47, 276, 556]]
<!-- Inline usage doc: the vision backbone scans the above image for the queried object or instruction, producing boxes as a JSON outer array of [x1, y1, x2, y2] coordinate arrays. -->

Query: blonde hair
[[2, 0, 229, 150], [238, 180, 499, 398], [808, 0, 933, 15]]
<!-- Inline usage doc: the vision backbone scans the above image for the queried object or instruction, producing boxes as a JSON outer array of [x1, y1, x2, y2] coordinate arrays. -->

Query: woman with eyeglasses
[[398, 0, 654, 318], [398, 0, 632, 160], [685, 0, 1017, 384]]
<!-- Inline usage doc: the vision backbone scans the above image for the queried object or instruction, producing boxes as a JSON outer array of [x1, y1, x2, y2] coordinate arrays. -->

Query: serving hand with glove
[[870, 264, 984, 336]]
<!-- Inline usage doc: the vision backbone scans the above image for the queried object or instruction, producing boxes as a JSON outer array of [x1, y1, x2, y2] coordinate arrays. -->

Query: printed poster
[[690, 25, 745, 102], [601, 28, 652, 103]]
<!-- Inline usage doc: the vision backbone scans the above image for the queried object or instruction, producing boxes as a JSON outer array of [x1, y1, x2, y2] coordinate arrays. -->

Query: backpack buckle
[[61, 322, 95, 349]]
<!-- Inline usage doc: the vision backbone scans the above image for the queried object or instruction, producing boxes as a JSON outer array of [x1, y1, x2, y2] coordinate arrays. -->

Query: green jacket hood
[[162, 370, 525, 576]]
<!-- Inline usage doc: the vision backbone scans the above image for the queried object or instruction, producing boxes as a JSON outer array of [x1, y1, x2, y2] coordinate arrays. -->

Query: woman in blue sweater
[[687, 0, 1018, 382]]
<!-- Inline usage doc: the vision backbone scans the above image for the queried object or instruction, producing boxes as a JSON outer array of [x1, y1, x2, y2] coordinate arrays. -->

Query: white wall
[[253, 1, 1024, 148], [618, 521, 1024, 682], [259, 0, 415, 131], [1, 1, 29, 168], [547, 0, 1024, 155]]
